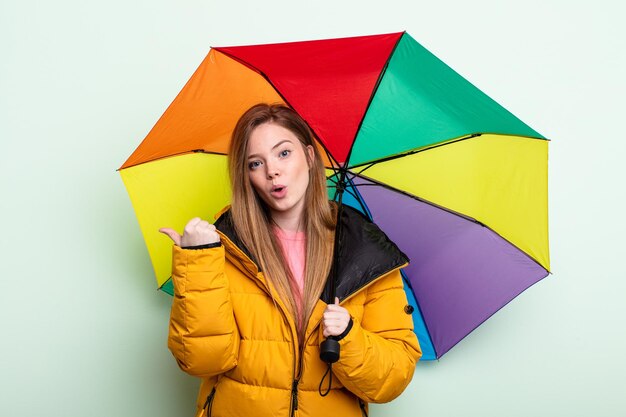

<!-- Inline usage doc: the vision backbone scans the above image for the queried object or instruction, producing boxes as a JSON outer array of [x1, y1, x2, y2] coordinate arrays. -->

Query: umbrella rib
[[352, 132, 549, 174], [352, 174, 482, 223], [324, 147, 343, 174], [435, 267, 550, 359], [325, 148, 360, 201], [118, 149, 229, 171], [342, 31, 406, 167], [350, 173, 551, 273], [341, 174, 373, 218], [346, 177, 374, 219], [326, 182, 361, 202], [213, 48, 341, 169], [353, 134, 481, 176], [325, 165, 372, 219]]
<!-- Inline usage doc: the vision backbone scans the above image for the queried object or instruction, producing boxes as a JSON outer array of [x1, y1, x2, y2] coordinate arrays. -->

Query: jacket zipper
[[289, 321, 327, 416], [202, 387, 216, 417], [290, 378, 299, 417], [289, 316, 306, 417]]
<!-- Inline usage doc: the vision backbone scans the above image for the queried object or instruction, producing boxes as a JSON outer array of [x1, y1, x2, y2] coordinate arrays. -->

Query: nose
[[266, 165, 280, 179]]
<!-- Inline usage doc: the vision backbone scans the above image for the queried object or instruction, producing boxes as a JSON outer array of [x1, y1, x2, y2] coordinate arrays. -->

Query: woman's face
[[246, 122, 314, 226]]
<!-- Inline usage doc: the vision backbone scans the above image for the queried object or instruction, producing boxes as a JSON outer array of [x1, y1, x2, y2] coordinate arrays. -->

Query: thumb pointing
[[159, 227, 181, 247]]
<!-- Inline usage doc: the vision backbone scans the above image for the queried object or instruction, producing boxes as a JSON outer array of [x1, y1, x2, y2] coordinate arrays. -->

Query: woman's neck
[[271, 212, 304, 233]]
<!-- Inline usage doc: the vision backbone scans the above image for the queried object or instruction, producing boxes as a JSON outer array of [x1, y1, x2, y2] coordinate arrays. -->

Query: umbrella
[[119, 31, 550, 361]]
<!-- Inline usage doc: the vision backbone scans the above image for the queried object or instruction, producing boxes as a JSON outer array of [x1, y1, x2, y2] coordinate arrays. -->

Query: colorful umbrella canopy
[[120, 31, 550, 361]]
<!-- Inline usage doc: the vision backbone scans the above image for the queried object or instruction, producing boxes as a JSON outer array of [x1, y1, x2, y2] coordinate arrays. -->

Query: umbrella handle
[[320, 337, 340, 363]]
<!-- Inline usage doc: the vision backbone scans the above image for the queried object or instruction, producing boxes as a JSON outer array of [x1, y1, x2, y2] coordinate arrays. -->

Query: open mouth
[[270, 185, 287, 197]]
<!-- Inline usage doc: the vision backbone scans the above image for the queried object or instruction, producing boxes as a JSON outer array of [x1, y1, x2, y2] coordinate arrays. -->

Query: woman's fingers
[[181, 218, 220, 247], [323, 322, 349, 338], [184, 217, 202, 233], [160, 218, 221, 248], [322, 302, 351, 337], [159, 227, 182, 246]]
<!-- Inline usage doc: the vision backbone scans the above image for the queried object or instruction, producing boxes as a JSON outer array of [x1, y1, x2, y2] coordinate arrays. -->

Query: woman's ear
[[306, 145, 315, 167]]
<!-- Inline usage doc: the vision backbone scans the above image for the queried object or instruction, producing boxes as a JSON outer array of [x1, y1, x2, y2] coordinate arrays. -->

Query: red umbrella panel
[[120, 32, 550, 360]]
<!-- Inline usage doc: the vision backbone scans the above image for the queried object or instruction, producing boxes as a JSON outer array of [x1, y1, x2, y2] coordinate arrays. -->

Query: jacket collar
[[214, 204, 409, 303]]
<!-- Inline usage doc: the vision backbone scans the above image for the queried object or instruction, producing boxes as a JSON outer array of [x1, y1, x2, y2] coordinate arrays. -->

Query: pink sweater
[[273, 226, 306, 310]]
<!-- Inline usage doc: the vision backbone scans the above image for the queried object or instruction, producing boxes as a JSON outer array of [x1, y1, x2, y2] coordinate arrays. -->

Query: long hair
[[228, 103, 335, 339]]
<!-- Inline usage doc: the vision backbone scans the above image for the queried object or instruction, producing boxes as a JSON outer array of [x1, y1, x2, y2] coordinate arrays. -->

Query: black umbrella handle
[[320, 338, 340, 363]]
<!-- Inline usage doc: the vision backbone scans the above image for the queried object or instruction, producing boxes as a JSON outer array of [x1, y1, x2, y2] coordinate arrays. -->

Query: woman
[[160, 104, 421, 417]]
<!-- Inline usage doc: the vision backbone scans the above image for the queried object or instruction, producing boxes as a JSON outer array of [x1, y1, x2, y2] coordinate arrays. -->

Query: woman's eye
[[279, 149, 291, 158], [248, 160, 262, 170]]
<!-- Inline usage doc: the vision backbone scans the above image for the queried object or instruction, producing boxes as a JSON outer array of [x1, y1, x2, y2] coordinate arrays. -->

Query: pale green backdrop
[[1, 0, 625, 416]]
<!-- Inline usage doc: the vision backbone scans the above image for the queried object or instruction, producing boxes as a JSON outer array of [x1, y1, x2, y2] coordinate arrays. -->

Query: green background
[[1, 0, 624, 416]]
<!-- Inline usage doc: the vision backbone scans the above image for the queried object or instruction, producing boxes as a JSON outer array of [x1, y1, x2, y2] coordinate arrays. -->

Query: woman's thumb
[[159, 227, 181, 246]]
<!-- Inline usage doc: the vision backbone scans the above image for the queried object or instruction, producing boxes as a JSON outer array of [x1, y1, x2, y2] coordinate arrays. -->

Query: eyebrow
[[247, 139, 293, 159]]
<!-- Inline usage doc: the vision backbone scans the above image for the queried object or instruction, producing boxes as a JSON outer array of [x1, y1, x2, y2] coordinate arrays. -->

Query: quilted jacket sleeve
[[168, 245, 240, 378], [332, 269, 421, 403]]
